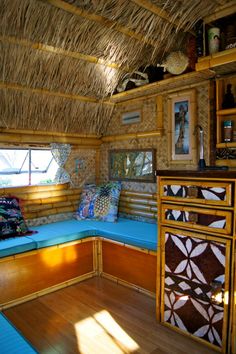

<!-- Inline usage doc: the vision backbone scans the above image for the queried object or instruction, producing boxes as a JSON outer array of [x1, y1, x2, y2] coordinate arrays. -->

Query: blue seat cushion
[[28, 219, 97, 248], [28, 218, 157, 251], [0, 237, 36, 258], [0, 313, 37, 353], [90, 218, 157, 251]]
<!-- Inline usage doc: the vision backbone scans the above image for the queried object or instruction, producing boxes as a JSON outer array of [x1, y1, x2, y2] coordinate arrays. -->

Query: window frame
[[0, 147, 56, 187]]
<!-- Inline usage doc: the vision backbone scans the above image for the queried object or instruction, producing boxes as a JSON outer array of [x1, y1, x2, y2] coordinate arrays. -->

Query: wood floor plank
[[4, 277, 219, 354]]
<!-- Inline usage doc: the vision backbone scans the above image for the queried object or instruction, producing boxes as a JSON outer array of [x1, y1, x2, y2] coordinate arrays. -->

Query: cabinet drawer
[[160, 180, 233, 206], [162, 203, 232, 235]]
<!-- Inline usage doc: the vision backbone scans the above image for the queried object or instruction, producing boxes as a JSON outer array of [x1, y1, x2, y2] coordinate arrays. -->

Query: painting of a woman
[[174, 101, 189, 155]]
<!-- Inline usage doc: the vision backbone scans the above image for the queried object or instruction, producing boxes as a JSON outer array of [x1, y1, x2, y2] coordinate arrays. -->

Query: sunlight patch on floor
[[74, 309, 140, 354]]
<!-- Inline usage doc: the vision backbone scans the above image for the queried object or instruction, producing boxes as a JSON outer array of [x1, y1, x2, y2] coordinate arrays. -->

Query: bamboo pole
[[156, 95, 163, 130], [203, 1, 236, 23], [0, 129, 102, 146], [119, 206, 156, 219], [0, 35, 125, 71], [45, 0, 157, 47], [0, 183, 70, 196], [121, 190, 157, 199], [131, 0, 183, 30], [0, 128, 99, 139], [120, 196, 157, 206], [119, 201, 157, 213], [95, 149, 100, 185], [0, 81, 99, 104], [102, 130, 163, 142]]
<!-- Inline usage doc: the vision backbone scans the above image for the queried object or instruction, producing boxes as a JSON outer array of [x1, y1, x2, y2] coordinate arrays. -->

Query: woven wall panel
[[66, 148, 96, 187], [101, 83, 210, 193], [107, 97, 157, 135]]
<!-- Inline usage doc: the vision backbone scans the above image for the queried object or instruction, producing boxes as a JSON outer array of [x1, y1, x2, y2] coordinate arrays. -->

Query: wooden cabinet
[[156, 172, 236, 354]]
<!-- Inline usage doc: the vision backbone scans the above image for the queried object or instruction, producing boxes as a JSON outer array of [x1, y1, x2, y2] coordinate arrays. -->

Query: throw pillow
[[76, 181, 121, 222], [76, 184, 97, 220], [0, 196, 29, 239]]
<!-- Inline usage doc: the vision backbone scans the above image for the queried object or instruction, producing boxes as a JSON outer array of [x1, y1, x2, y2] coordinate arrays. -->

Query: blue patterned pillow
[[76, 181, 122, 222], [0, 197, 29, 239]]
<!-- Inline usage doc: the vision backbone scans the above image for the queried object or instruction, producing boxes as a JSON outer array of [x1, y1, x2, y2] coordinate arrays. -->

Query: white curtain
[[50, 143, 71, 184]]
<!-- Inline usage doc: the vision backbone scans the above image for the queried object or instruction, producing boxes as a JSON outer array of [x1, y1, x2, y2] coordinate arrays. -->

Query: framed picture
[[168, 89, 197, 164], [109, 149, 156, 182], [121, 110, 141, 125]]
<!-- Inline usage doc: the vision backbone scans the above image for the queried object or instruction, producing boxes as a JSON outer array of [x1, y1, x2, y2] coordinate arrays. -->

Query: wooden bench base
[[101, 240, 156, 295], [0, 238, 157, 310]]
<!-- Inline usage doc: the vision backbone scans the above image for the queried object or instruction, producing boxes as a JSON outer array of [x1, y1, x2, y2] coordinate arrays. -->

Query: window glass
[[30, 150, 58, 185], [0, 149, 58, 187]]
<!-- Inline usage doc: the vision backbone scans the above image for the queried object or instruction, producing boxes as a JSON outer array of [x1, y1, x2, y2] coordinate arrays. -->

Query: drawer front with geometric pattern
[[161, 203, 232, 236], [160, 180, 233, 207]]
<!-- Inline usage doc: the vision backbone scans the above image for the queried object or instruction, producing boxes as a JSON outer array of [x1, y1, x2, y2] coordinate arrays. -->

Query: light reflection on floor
[[74, 309, 139, 353]]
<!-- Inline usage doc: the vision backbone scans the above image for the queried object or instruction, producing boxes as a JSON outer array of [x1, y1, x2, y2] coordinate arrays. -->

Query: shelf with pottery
[[106, 69, 215, 104], [196, 47, 236, 73]]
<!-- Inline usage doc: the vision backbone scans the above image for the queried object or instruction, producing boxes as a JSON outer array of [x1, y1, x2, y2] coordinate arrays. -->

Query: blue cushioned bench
[[0, 217, 157, 258], [0, 313, 37, 354]]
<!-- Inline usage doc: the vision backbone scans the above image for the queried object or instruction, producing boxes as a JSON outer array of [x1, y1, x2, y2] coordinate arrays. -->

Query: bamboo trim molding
[[131, 0, 181, 29], [45, 0, 157, 47], [0, 128, 99, 139], [203, 1, 236, 23], [106, 71, 215, 104], [0, 35, 125, 71], [101, 272, 155, 298], [101, 129, 163, 142], [0, 128, 101, 146], [0, 81, 99, 103]]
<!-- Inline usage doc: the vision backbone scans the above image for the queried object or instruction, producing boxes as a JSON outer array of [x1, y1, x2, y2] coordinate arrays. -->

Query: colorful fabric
[[164, 231, 226, 348], [0, 197, 29, 239], [76, 181, 122, 222]]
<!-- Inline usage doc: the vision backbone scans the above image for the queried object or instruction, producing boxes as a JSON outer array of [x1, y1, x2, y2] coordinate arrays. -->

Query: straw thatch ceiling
[[0, 0, 232, 135]]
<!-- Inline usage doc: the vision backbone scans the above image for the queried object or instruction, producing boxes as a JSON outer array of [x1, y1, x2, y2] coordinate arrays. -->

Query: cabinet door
[[161, 227, 231, 351]]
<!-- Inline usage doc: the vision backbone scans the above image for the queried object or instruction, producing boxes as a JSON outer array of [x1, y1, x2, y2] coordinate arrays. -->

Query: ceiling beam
[[131, 0, 183, 29], [0, 35, 126, 71], [0, 81, 114, 105], [131, 0, 195, 35], [44, 0, 157, 47]]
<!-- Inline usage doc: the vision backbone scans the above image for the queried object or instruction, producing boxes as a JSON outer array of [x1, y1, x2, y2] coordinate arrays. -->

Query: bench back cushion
[[0, 196, 29, 239], [76, 181, 121, 222]]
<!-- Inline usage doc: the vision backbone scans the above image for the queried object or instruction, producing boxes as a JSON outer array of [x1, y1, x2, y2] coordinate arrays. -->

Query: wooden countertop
[[155, 169, 236, 179]]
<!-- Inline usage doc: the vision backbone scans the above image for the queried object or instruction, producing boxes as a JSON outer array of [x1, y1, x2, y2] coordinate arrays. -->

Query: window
[[0, 149, 58, 187]]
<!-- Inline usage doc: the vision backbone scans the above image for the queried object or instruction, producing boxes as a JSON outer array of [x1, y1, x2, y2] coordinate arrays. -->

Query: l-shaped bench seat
[[0, 313, 37, 354], [0, 217, 157, 310], [0, 217, 157, 258]]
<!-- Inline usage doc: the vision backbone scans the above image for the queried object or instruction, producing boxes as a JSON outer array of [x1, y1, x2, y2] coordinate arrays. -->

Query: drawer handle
[[211, 280, 224, 305], [188, 212, 198, 223], [187, 185, 198, 198]]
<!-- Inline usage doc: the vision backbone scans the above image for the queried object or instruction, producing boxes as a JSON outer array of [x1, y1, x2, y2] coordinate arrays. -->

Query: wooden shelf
[[217, 142, 236, 149], [106, 70, 215, 104], [196, 48, 236, 75], [218, 108, 236, 116], [216, 159, 236, 168]]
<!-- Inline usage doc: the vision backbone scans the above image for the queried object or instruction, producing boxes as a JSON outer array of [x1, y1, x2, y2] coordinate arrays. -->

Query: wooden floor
[[4, 277, 219, 354]]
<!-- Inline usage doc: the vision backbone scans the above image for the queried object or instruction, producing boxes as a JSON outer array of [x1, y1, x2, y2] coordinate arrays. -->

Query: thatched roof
[[0, 0, 232, 135]]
